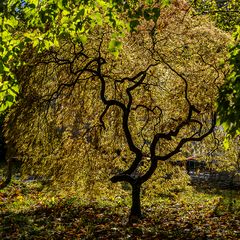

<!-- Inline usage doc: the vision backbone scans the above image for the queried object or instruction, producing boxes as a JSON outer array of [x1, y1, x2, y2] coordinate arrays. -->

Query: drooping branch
[[43, 57, 102, 103], [159, 55, 200, 116], [110, 173, 135, 184], [145, 55, 204, 160]]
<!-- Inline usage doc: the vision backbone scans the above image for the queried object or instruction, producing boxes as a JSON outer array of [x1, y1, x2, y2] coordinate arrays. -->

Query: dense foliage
[[2, 0, 240, 225], [218, 28, 240, 135], [189, 1, 240, 135], [0, 0, 162, 111], [190, 0, 240, 32], [1, 1, 231, 220]]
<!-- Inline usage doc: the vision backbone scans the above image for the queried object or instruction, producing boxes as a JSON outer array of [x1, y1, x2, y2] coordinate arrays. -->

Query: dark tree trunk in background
[[0, 114, 6, 165], [129, 183, 142, 223], [0, 158, 12, 189]]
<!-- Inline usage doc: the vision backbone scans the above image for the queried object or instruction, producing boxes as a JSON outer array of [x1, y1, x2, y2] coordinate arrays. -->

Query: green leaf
[[78, 35, 87, 44], [58, 0, 68, 10], [109, 39, 122, 57], [152, 7, 160, 22], [33, 39, 39, 48], [109, 39, 122, 51], [130, 20, 139, 31], [30, 0, 39, 7], [54, 38, 59, 47], [94, 12, 103, 25], [223, 137, 230, 150], [145, 0, 153, 5], [161, 0, 171, 7], [5, 17, 18, 28], [77, 8, 85, 18], [62, 9, 70, 16], [5, 95, 14, 103], [43, 40, 52, 50], [0, 62, 3, 74]]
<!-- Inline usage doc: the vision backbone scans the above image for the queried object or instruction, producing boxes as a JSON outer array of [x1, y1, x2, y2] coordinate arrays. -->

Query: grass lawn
[[0, 175, 239, 239]]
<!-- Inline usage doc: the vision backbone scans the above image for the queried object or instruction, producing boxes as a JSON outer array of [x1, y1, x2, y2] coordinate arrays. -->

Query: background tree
[[217, 28, 240, 136], [189, 0, 240, 31], [190, 1, 240, 139]]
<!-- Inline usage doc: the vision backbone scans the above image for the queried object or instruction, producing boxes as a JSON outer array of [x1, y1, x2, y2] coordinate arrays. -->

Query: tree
[[218, 28, 240, 136], [189, 0, 240, 31], [3, 1, 230, 222], [0, 0, 162, 190], [190, 0, 240, 137]]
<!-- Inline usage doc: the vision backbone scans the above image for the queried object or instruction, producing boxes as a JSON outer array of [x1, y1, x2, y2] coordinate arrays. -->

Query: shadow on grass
[[193, 184, 240, 215], [0, 200, 126, 240], [1, 196, 240, 240], [1, 173, 239, 240]]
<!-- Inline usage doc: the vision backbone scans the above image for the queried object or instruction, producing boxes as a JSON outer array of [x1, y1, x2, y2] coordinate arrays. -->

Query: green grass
[[0, 176, 239, 239]]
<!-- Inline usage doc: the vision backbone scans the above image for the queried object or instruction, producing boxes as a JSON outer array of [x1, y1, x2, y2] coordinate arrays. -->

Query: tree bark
[[129, 183, 142, 223], [0, 158, 12, 189]]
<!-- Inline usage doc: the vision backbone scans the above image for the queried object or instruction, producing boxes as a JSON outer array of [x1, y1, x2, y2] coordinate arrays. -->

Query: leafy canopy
[[190, 0, 240, 32], [4, 1, 229, 196], [0, 0, 162, 111], [190, 1, 240, 136], [218, 27, 240, 135]]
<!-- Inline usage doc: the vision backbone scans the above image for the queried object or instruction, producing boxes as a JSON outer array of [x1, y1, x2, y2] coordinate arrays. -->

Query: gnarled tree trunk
[[129, 183, 142, 223]]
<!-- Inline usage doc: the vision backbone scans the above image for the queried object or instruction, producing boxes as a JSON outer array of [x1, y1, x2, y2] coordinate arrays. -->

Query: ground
[[0, 176, 239, 239]]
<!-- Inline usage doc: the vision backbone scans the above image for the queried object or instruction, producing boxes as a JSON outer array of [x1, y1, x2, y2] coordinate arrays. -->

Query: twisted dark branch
[[42, 58, 101, 104], [155, 112, 216, 161], [94, 57, 161, 181], [95, 60, 144, 177], [140, 113, 216, 184]]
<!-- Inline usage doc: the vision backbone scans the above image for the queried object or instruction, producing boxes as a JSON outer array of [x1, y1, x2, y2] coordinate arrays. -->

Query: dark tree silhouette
[[3, 3, 229, 222]]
